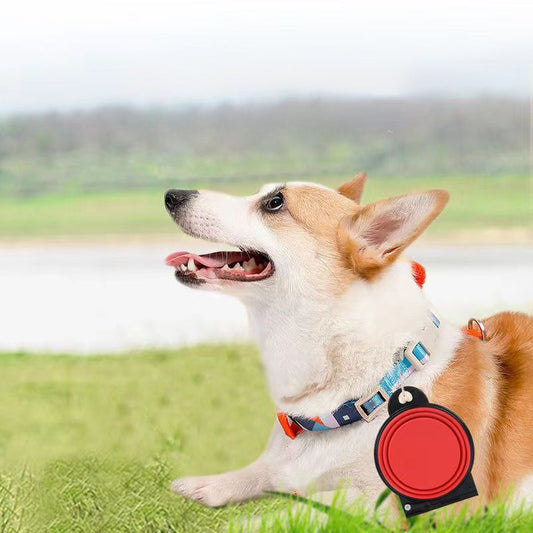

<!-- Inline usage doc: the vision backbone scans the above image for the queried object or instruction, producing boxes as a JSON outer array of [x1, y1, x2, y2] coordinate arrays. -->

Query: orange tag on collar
[[277, 412, 303, 439], [411, 261, 426, 288], [463, 327, 483, 340]]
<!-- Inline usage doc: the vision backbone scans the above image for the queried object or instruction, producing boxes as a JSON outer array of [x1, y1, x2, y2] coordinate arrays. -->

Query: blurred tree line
[[0, 97, 529, 196]]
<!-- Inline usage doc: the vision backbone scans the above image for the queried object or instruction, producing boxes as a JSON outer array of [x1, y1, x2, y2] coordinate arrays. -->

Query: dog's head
[[164, 174, 448, 300]]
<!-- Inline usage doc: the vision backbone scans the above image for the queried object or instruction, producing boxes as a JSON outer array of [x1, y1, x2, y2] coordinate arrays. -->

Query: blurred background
[[0, 2, 532, 529], [1, 0, 531, 354]]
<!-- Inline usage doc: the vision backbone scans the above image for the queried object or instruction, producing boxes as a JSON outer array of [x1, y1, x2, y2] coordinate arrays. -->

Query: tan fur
[[264, 185, 360, 295], [337, 172, 368, 203], [484, 312, 533, 498], [280, 184, 356, 238], [263, 186, 449, 288], [337, 223, 388, 281], [432, 312, 533, 503], [337, 190, 449, 281]]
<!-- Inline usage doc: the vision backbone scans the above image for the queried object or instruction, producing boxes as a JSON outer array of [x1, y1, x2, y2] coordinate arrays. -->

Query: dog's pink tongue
[[165, 252, 225, 268], [165, 251, 189, 266]]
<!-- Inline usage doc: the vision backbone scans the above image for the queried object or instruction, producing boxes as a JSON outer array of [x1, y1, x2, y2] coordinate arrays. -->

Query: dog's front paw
[[171, 475, 238, 507]]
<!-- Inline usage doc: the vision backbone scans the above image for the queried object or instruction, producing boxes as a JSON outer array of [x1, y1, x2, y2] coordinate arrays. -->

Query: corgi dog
[[164, 175, 533, 511]]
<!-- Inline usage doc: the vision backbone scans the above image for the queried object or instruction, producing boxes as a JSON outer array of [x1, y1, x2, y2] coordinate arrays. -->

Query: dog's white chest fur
[[247, 261, 460, 414], [243, 261, 462, 495]]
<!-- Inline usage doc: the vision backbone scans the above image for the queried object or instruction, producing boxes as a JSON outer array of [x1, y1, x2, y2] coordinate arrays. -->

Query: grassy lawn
[[1, 175, 531, 239], [0, 345, 275, 532], [2, 346, 533, 532]]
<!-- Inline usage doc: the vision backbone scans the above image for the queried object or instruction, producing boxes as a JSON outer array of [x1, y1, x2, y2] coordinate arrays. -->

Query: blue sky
[[1, 0, 532, 113]]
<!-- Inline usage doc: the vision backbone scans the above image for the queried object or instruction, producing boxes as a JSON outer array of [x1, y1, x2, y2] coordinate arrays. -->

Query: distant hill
[[0, 97, 529, 196]]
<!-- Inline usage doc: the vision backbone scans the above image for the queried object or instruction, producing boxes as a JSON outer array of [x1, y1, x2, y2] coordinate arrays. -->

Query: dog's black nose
[[165, 189, 198, 212]]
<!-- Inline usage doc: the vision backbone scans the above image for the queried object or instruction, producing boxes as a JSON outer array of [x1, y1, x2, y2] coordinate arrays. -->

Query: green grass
[[0, 346, 276, 531], [2, 346, 533, 532], [1, 175, 531, 239], [244, 495, 533, 532]]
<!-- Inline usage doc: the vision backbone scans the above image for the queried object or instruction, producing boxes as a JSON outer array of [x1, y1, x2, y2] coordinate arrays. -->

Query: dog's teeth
[[243, 259, 257, 272], [187, 258, 197, 271], [221, 264, 230, 271], [234, 262, 244, 271], [180, 265, 187, 272]]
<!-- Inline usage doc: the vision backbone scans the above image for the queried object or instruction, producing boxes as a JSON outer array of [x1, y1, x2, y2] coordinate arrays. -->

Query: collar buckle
[[403, 342, 429, 370], [354, 387, 390, 422], [403, 316, 439, 370]]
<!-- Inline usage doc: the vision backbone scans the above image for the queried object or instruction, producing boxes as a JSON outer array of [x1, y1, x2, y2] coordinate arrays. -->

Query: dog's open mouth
[[165, 250, 274, 284]]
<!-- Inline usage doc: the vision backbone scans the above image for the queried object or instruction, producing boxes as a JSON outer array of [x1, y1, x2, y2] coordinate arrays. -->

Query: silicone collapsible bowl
[[376, 405, 472, 500]]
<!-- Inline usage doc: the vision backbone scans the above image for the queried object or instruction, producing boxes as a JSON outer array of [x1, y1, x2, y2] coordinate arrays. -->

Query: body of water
[[1, 243, 531, 354]]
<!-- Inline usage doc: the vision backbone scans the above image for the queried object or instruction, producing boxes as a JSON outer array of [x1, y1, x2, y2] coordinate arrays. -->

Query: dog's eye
[[264, 193, 284, 212]]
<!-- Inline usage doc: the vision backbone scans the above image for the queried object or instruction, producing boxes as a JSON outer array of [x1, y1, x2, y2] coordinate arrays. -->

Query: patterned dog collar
[[277, 310, 441, 439]]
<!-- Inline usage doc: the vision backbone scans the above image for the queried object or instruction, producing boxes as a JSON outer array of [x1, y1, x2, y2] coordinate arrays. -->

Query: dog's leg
[[171, 459, 272, 507], [172, 422, 285, 507], [172, 422, 382, 509]]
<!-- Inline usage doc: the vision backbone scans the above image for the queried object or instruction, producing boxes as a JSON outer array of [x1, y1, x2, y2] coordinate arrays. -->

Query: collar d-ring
[[467, 318, 486, 341]]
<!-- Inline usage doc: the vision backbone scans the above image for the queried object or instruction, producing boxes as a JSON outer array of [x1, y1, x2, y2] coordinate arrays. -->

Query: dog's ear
[[338, 172, 367, 203], [338, 190, 449, 279]]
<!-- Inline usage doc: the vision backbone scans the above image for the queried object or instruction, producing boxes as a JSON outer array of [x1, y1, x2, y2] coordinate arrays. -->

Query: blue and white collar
[[277, 311, 441, 439]]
